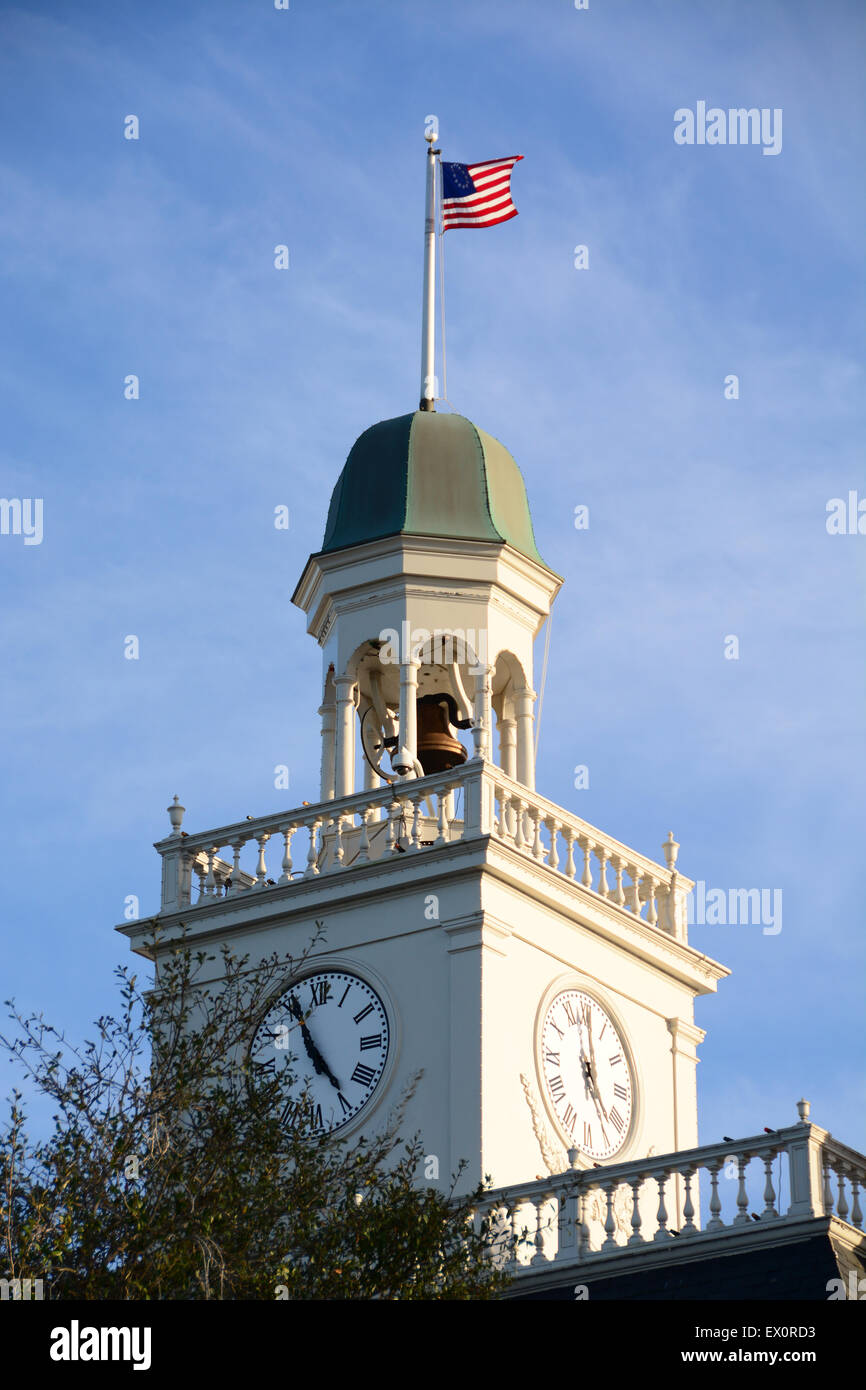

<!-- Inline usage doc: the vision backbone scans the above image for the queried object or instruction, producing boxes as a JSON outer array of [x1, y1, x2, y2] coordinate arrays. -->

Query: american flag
[[440, 155, 523, 231]]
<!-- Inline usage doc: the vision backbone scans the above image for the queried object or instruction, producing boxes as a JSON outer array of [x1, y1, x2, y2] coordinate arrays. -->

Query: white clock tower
[[124, 405, 728, 1211]]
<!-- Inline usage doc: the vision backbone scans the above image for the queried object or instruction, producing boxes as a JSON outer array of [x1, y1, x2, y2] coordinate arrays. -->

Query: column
[[319, 671, 337, 801], [471, 664, 493, 761], [498, 717, 517, 779], [515, 687, 537, 791], [398, 658, 420, 769], [334, 674, 357, 799]]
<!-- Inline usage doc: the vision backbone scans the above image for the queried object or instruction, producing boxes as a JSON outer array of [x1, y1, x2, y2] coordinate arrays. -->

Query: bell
[[416, 694, 468, 775]]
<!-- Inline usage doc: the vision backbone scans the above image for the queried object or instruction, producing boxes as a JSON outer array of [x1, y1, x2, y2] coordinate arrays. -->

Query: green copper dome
[[321, 411, 546, 566]]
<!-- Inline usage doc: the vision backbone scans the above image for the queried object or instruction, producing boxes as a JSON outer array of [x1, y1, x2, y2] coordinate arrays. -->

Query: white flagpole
[[420, 122, 439, 410]]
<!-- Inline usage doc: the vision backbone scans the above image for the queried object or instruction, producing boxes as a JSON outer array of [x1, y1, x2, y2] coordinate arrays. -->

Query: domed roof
[[320, 410, 546, 566]]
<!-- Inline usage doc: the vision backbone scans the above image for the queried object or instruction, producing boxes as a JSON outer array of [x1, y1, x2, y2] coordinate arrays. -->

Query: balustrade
[[470, 1119, 866, 1276], [156, 763, 687, 938], [489, 774, 683, 937], [158, 772, 464, 912]]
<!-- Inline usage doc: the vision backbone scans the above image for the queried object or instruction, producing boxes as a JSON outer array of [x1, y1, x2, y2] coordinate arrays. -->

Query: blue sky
[[0, 0, 863, 1155]]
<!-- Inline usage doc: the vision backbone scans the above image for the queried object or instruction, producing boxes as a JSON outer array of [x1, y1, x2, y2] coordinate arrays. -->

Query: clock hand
[[287, 995, 341, 1091], [584, 1011, 610, 1121]]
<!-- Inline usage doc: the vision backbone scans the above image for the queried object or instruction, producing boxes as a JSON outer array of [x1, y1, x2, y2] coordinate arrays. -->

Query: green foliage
[[1, 931, 511, 1300]]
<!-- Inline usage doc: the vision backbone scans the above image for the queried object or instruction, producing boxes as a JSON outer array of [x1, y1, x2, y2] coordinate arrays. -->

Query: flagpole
[[419, 124, 439, 411]]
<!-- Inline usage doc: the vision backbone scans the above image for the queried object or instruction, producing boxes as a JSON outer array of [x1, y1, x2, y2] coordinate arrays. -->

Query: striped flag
[[440, 155, 523, 231]]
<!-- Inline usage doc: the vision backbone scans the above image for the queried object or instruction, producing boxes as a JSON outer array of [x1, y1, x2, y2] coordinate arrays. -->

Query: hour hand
[[308, 1042, 341, 1091], [287, 996, 340, 1089]]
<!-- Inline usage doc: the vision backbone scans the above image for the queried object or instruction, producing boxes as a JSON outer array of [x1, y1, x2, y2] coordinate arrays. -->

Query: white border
[[532, 971, 642, 1163], [251, 953, 402, 1140]]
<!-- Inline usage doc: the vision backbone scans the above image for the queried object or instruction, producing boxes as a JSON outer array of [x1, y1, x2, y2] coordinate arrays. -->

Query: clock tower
[[125, 405, 728, 1210]]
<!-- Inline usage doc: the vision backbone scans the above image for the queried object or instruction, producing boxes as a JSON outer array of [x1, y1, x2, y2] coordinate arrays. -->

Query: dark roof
[[321, 410, 546, 566]]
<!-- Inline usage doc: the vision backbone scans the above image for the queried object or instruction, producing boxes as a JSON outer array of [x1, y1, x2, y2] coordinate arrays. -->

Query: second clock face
[[539, 989, 634, 1160], [250, 970, 390, 1135]]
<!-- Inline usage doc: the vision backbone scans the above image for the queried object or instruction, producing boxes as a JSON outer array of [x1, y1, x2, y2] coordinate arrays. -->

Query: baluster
[[254, 834, 270, 888], [628, 865, 642, 914], [331, 815, 344, 868], [304, 819, 321, 877], [228, 840, 244, 894], [560, 1184, 578, 1250], [547, 818, 560, 871], [706, 1160, 724, 1231], [849, 1174, 863, 1228], [530, 1196, 548, 1266], [194, 857, 207, 903], [495, 787, 508, 839], [204, 846, 218, 898], [645, 876, 658, 926], [578, 835, 593, 889], [734, 1154, 750, 1225], [680, 1167, 697, 1235], [435, 788, 450, 846], [611, 856, 626, 906], [410, 793, 423, 850], [836, 1167, 849, 1222], [822, 1155, 833, 1214], [596, 846, 610, 898], [577, 1188, 592, 1257], [356, 808, 371, 864], [653, 1172, 672, 1241], [507, 1202, 519, 1270], [513, 800, 526, 852], [386, 801, 398, 853], [761, 1153, 779, 1220], [601, 1183, 618, 1251], [564, 829, 577, 880], [531, 807, 544, 861], [278, 827, 295, 884], [627, 1176, 645, 1245]]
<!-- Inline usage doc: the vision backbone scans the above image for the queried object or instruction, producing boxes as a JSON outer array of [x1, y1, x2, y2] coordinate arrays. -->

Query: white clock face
[[539, 989, 634, 1160], [251, 971, 390, 1134]]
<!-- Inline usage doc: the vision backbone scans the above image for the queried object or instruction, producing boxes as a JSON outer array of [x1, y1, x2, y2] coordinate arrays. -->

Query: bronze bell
[[416, 694, 468, 776]]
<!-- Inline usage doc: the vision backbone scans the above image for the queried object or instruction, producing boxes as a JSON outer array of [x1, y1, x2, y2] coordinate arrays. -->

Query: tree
[[1, 927, 513, 1300]]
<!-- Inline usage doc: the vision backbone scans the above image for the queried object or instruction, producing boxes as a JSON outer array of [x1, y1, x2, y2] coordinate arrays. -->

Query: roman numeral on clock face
[[353, 1003, 374, 1025], [609, 1106, 624, 1133], [337, 1092, 351, 1114], [613, 1082, 628, 1100], [359, 1034, 382, 1051], [309, 980, 331, 1007], [583, 1121, 592, 1148], [562, 1104, 577, 1134], [548, 1073, 566, 1102], [351, 1062, 376, 1087], [562, 998, 578, 1026], [544, 1049, 560, 1066], [609, 1053, 622, 1066]]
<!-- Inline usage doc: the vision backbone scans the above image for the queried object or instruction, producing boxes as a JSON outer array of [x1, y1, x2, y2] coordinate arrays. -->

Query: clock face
[[250, 970, 390, 1135], [539, 989, 634, 1160]]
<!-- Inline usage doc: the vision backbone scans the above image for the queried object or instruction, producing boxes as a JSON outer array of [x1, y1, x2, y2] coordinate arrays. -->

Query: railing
[[489, 775, 687, 940], [471, 1109, 866, 1277], [156, 771, 468, 913], [154, 763, 690, 939]]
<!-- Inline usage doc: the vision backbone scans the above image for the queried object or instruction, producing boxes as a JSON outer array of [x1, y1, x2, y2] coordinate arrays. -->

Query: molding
[[505, 1214, 866, 1296], [667, 1017, 706, 1057], [520, 1072, 569, 1175], [483, 838, 728, 996], [443, 911, 512, 957]]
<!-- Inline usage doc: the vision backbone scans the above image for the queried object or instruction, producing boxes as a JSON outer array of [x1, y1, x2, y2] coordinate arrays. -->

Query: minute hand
[[585, 1013, 609, 1121], [287, 996, 341, 1090]]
